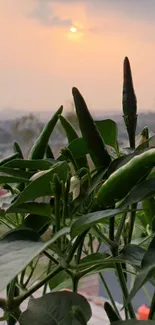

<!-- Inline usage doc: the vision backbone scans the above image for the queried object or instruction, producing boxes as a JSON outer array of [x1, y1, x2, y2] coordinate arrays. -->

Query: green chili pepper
[[59, 115, 78, 144], [0, 153, 19, 167], [60, 115, 88, 171], [45, 145, 54, 159], [29, 106, 63, 159], [139, 126, 149, 147], [13, 141, 24, 159], [97, 148, 155, 207], [72, 87, 111, 169], [123, 57, 137, 149]]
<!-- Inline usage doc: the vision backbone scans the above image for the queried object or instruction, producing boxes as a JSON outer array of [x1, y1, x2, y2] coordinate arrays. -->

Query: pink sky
[[0, 0, 155, 114]]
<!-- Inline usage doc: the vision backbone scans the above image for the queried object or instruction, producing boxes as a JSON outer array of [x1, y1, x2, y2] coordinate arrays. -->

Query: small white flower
[[69, 176, 80, 199]]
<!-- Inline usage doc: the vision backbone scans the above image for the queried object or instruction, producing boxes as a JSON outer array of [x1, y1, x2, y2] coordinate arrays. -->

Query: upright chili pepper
[[123, 57, 137, 149], [13, 141, 24, 159], [139, 126, 149, 147], [59, 115, 78, 144], [29, 106, 63, 159], [60, 114, 88, 171], [97, 148, 155, 207], [45, 145, 54, 159], [72, 87, 111, 169]]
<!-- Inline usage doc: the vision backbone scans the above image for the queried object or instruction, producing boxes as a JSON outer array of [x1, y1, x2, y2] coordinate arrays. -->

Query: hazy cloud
[[30, 0, 155, 30], [29, 0, 73, 27]]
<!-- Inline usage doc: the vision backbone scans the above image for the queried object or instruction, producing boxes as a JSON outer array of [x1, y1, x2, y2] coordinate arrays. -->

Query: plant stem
[[109, 217, 115, 241], [115, 211, 128, 242], [148, 290, 155, 319], [42, 260, 52, 295], [15, 265, 62, 306], [72, 276, 79, 293], [99, 273, 121, 318], [115, 263, 136, 319], [43, 251, 59, 265], [128, 203, 137, 244], [67, 231, 88, 264], [24, 256, 40, 288], [93, 226, 118, 249]]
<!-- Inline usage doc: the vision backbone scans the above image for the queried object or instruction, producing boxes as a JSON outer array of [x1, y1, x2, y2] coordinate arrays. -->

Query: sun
[[70, 26, 78, 33]]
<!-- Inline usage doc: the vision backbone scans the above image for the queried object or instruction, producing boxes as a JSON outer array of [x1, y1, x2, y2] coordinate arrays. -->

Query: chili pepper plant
[[0, 57, 155, 325]]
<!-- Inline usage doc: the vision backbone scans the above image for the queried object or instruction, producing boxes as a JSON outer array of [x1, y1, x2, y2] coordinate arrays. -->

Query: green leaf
[[23, 214, 52, 235], [19, 291, 92, 325], [10, 162, 69, 207], [95, 119, 118, 150], [0, 167, 32, 179], [7, 202, 52, 217], [127, 264, 155, 303], [104, 302, 120, 323], [4, 159, 56, 170], [112, 321, 155, 325], [120, 177, 155, 207], [49, 270, 71, 291], [0, 173, 30, 184], [71, 208, 125, 237], [142, 236, 155, 268], [119, 244, 145, 268], [59, 138, 89, 161], [0, 227, 70, 291]]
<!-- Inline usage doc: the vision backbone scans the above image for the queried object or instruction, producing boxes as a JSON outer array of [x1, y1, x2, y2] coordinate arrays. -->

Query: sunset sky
[[0, 0, 155, 114]]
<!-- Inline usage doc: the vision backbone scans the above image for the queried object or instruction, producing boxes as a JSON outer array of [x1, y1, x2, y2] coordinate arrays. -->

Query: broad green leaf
[[0, 227, 70, 291], [49, 270, 71, 291], [71, 208, 125, 237], [0, 167, 32, 179], [142, 236, 155, 268], [104, 302, 120, 323], [127, 264, 155, 303], [19, 291, 91, 325], [120, 177, 155, 207], [112, 321, 155, 325], [95, 119, 118, 150], [0, 173, 30, 184], [7, 202, 52, 217], [10, 162, 68, 207], [23, 214, 52, 235], [118, 244, 145, 268], [58, 137, 89, 161], [4, 159, 56, 170]]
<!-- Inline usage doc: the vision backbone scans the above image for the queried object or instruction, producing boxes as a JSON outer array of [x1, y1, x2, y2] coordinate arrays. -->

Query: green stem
[[148, 290, 155, 319], [72, 276, 79, 293], [93, 226, 117, 249], [43, 251, 59, 265], [109, 217, 115, 241], [115, 211, 128, 242], [128, 203, 137, 244], [55, 195, 60, 233], [89, 234, 94, 254], [76, 237, 85, 265], [24, 256, 40, 288], [42, 260, 52, 295], [115, 263, 136, 319], [67, 231, 88, 264], [99, 273, 121, 318], [15, 266, 62, 306], [7, 277, 17, 300]]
